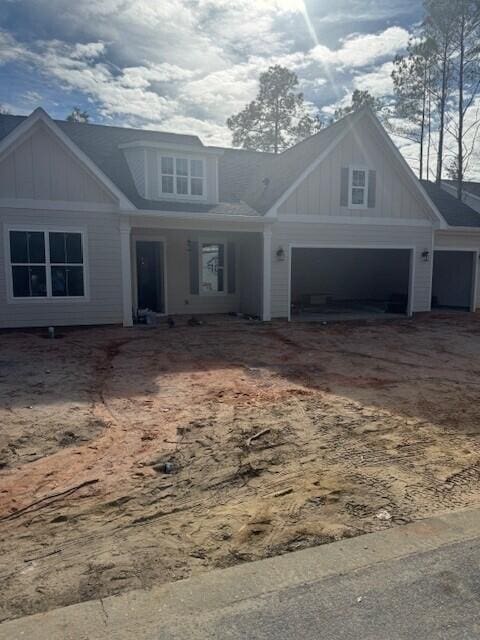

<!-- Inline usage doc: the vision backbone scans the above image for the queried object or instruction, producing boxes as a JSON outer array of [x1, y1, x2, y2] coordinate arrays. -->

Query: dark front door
[[136, 241, 163, 312]]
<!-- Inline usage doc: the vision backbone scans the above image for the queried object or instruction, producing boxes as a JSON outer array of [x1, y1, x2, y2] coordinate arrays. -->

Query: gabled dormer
[[121, 141, 222, 205]]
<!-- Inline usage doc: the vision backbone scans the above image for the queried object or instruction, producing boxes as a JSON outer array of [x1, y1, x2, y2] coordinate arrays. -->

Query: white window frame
[[4, 224, 89, 303], [348, 165, 369, 209], [198, 238, 227, 296], [159, 154, 206, 199]]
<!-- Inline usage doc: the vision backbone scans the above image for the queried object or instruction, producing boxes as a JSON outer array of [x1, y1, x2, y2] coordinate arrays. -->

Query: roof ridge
[[0, 112, 202, 143]]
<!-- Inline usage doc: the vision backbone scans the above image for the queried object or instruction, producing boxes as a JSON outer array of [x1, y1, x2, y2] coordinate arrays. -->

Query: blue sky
[[0, 0, 423, 146]]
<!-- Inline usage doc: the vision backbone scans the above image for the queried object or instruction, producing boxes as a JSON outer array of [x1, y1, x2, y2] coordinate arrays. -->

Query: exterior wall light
[[276, 247, 285, 261], [421, 249, 430, 262]]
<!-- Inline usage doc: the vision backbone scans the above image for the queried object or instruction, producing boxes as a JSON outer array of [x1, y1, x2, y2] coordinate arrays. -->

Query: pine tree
[[227, 66, 322, 153]]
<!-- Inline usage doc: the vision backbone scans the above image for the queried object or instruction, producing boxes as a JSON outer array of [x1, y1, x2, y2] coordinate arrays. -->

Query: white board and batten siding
[[278, 116, 434, 222], [0, 123, 115, 204], [0, 122, 124, 328], [271, 115, 437, 318]]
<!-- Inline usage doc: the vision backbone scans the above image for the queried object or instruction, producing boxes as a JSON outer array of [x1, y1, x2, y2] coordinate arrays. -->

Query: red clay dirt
[[1, 314, 480, 621]]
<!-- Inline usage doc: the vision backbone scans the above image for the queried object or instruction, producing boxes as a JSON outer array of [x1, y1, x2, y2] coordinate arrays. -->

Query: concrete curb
[[2, 506, 480, 640]]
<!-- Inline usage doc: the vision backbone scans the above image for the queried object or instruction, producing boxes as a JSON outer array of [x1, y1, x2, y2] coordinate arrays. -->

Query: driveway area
[[1, 313, 480, 621]]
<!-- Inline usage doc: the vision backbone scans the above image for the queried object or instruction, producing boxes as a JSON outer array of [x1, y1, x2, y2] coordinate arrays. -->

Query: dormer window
[[348, 166, 368, 209], [160, 156, 205, 197]]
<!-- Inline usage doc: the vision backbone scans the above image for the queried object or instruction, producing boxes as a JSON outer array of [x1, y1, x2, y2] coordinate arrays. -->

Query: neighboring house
[[0, 106, 480, 329]]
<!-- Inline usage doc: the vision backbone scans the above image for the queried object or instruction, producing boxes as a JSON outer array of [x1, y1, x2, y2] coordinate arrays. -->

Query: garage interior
[[290, 247, 411, 321], [432, 250, 475, 311]]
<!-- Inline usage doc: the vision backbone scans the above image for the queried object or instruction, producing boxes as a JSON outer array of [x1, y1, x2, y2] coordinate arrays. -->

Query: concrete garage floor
[[2, 313, 480, 622], [291, 300, 406, 323], [292, 310, 404, 322]]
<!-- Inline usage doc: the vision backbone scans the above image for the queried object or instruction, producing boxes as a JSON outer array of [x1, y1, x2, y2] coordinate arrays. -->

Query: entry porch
[[120, 216, 271, 326]]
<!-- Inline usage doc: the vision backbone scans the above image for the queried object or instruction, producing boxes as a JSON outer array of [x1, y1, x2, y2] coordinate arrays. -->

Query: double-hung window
[[9, 230, 86, 299], [349, 167, 368, 208], [160, 156, 205, 197], [200, 242, 225, 294]]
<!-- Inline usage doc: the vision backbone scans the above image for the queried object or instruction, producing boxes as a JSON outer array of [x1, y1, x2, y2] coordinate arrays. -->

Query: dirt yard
[[1, 313, 480, 621]]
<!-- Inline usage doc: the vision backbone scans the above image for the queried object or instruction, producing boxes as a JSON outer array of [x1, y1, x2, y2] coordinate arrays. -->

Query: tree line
[[227, 0, 480, 200]]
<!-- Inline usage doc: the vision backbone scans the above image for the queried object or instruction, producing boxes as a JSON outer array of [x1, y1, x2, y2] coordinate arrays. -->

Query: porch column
[[120, 221, 133, 327], [262, 229, 272, 321]]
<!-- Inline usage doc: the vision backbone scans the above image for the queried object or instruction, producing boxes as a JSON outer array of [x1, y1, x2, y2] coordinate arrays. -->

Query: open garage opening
[[432, 250, 476, 311], [290, 247, 412, 321]]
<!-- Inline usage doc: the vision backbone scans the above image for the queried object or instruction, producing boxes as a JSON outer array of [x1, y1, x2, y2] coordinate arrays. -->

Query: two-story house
[[0, 106, 479, 329]]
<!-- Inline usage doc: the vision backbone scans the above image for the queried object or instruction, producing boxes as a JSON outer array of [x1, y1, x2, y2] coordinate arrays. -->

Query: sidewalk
[[2, 506, 480, 640]]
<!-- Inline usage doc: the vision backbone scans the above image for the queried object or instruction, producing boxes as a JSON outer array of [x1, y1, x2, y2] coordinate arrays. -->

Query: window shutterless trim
[[4, 224, 89, 303], [158, 154, 206, 199], [348, 165, 369, 210]]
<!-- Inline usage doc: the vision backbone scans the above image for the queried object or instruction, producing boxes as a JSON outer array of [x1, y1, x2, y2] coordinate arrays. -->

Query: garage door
[[290, 247, 412, 320], [432, 250, 475, 311]]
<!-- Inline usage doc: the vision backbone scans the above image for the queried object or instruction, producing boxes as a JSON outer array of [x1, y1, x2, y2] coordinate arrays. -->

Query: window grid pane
[[10, 231, 29, 263], [49, 232, 66, 263], [191, 177, 204, 196], [51, 266, 85, 297], [351, 187, 365, 205], [162, 175, 174, 193], [66, 233, 83, 264], [352, 170, 366, 187], [190, 159, 204, 178], [10, 230, 84, 298], [176, 176, 188, 195], [176, 158, 188, 176], [161, 156, 174, 175]]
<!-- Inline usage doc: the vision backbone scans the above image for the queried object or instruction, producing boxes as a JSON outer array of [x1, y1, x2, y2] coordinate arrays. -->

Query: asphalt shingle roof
[[420, 180, 480, 228], [444, 179, 480, 199], [0, 111, 358, 217], [4, 110, 477, 228], [208, 118, 350, 216], [0, 114, 259, 217]]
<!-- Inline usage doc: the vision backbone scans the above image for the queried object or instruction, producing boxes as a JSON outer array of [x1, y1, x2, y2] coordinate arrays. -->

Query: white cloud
[[353, 61, 395, 96], [1, 3, 412, 146], [0, 29, 28, 64], [309, 27, 409, 69], [71, 42, 105, 60]]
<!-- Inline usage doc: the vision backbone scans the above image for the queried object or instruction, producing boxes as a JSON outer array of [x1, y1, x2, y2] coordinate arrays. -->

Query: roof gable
[[270, 108, 445, 226], [0, 109, 135, 209]]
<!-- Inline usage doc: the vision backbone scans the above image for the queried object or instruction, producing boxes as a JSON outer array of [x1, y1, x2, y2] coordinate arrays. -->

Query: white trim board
[[119, 141, 223, 156], [287, 242, 416, 321], [0, 198, 120, 213], [127, 209, 269, 225], [0, 108, 135, 210], [277, 214, 433, 227]]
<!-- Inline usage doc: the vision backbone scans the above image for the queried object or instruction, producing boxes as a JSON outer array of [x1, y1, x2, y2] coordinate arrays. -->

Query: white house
[[0, 106, 479, 329]]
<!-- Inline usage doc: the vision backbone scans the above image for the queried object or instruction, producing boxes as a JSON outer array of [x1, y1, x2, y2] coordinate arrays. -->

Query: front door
[[136, 240, 164, 312]]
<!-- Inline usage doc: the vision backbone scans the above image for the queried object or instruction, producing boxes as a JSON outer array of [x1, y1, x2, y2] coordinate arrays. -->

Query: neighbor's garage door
[[432, 250, 476, 311]]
